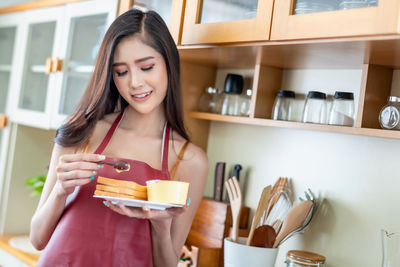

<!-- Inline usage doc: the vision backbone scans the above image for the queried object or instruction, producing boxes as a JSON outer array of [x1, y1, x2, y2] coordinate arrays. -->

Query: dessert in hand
[[94, 176, 147, 200]]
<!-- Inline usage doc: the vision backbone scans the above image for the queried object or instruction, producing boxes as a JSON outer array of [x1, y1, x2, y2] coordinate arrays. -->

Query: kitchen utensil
[[250, 225, 276, 248], [246, 185, 271, 246], [214, 162, 226, 201], [225, 176, 242, 243], [266, 177, 288, 217], [100, 159, 130, 171], [264, 184, 292, 227], [278, 202, 316, 245], [273, 200, 314, 248], [271, 219, 283, 234], [232, 164, 242, 181]]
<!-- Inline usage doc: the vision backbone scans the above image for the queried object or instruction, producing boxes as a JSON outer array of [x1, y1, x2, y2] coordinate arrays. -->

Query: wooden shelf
[[179, 35, 400, 69], [189, 111, 400, 139]]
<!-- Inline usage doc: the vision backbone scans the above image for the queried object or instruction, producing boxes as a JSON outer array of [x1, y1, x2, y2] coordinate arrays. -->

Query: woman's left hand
[[104, 201, 187, 223]]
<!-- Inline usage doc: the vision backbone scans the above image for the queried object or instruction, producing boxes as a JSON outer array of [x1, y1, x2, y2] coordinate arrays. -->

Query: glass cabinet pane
[[0, 27, 16, 65], [199, 0, 258, 24], [0, 72, 10, 113], [19, 22, 56, 111], [59, 14, 107, 115], [0, 26, 16, 113], [294, 0, 378, 15], [133, 0, 173, 26]]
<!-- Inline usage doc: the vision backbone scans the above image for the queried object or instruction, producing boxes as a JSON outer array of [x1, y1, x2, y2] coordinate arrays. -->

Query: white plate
[[93, 195, 183, 210], [8, 235, 42, 255]]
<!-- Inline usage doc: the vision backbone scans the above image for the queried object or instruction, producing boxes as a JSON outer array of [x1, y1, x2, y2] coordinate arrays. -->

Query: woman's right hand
[[55, 153, 105, 197]]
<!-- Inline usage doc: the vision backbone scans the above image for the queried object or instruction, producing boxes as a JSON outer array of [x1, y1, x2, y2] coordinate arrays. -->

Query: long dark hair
[[55, 9, 189, 146]]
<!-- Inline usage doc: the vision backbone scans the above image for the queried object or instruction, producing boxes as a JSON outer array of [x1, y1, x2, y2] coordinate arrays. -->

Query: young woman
[[30, 8, 208, 267]]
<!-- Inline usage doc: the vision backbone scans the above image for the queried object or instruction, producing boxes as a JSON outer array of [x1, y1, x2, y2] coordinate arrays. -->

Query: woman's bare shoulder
[[86, 112, 120, 149], [173, 135, 209, 182]]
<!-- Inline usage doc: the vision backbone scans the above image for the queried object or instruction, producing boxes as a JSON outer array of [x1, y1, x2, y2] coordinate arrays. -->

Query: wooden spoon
[[246, 185, 271, 246], [250, 225, 276, 248], [273, 200, 314, 248]]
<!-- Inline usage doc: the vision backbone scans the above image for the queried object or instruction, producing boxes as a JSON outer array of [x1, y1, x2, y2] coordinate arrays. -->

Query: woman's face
[[112, 35, 168, 115]]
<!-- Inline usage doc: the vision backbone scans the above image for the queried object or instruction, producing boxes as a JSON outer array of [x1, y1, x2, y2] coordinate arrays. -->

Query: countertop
[[0, 235, 39, 267]]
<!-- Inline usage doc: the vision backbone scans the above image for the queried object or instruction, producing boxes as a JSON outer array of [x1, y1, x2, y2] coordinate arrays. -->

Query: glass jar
[[240, 89, 253, 116], [198, 87, 221, 113], [379, 96, 400, 130], [221, 74, 243, 116], [328, 91, 355, 126], [302, 91, 327, 124], [272, 90, 295, 121], [285, 250, 326, 267]]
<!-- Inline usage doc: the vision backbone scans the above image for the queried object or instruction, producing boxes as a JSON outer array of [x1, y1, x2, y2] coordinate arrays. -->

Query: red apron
[[37, 111, 171, 267]]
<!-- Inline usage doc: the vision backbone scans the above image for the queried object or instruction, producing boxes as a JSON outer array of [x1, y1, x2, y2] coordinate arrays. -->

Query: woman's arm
[[30, 144, 104, 250], [151, 143, 208, 266]]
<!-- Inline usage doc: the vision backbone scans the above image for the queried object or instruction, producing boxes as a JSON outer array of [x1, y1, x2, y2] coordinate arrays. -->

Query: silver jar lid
[[388, 96, 400, 102]]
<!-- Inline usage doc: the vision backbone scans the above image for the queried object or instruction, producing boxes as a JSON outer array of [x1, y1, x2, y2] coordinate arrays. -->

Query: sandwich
[[94, 176, 147, 200]]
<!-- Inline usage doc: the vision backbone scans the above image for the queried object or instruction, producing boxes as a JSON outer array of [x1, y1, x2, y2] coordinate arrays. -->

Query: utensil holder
[[224, 237, 278, 267]]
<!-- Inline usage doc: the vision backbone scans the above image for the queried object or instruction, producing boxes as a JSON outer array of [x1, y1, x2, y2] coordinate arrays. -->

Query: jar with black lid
[[221, 74, 243, 116], [285, 250, 326, 267], [272, 90, 296, 121], [328, 91, 355, 126], [302, 91, 327, 124]]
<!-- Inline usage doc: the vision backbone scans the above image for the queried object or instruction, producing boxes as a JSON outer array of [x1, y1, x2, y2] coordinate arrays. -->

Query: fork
[[225, 176, 242, 243]]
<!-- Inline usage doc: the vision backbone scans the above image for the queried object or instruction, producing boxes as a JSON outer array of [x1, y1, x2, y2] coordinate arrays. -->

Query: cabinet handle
[[51, 58, 63, 72], [45, 57, 53, 75], [0, 114, 7, 128]]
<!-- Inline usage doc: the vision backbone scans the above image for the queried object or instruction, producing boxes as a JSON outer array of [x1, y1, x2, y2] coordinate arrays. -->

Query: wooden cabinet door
[[271, 0, 400, 40], [126, 0, 185, 44], [181, 0, 274, 44]]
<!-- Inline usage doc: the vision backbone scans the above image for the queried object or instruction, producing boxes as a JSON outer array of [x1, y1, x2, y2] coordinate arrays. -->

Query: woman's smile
[[131, 90, 153, 102]]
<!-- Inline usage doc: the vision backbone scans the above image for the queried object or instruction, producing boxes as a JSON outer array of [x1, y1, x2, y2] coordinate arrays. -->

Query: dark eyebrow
[[113, 56, 155, 67]]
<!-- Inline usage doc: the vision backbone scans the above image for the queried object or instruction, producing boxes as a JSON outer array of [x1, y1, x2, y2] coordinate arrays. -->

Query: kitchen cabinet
[[5, 0, 118, 130], [0, 12, 20, 217], [271, 0, 400, 40], [181, 0, 274, 45], [126, 0, 185, 44], [177, 37, 400, 151]]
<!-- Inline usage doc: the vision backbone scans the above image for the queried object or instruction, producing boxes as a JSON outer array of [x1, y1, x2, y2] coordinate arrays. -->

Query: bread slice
[[97, 176, 147, 192], [94, 190, 146, 200], [96, 184, 147, 199]]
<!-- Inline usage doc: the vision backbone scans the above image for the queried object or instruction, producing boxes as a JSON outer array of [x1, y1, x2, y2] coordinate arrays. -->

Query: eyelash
[[141, 65, 154, 71], [116, 71, 128, 77], [115, 65, 154, 77]]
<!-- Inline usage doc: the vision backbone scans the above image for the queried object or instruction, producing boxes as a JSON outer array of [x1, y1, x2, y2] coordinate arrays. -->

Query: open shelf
[[189, 111, 400, 139]]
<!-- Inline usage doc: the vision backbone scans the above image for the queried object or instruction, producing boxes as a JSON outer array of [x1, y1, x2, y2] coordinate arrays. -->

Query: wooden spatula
[[272, 200, 314, 248], [246, 185, 271, 246], [250, 225, 276, 248]]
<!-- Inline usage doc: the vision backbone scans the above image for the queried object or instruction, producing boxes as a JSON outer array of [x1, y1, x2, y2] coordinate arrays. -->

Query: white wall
[[204, 69, 400, 266]]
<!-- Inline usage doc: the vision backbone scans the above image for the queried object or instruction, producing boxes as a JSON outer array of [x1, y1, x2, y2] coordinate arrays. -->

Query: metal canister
[[285, 250, 326, 267]]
